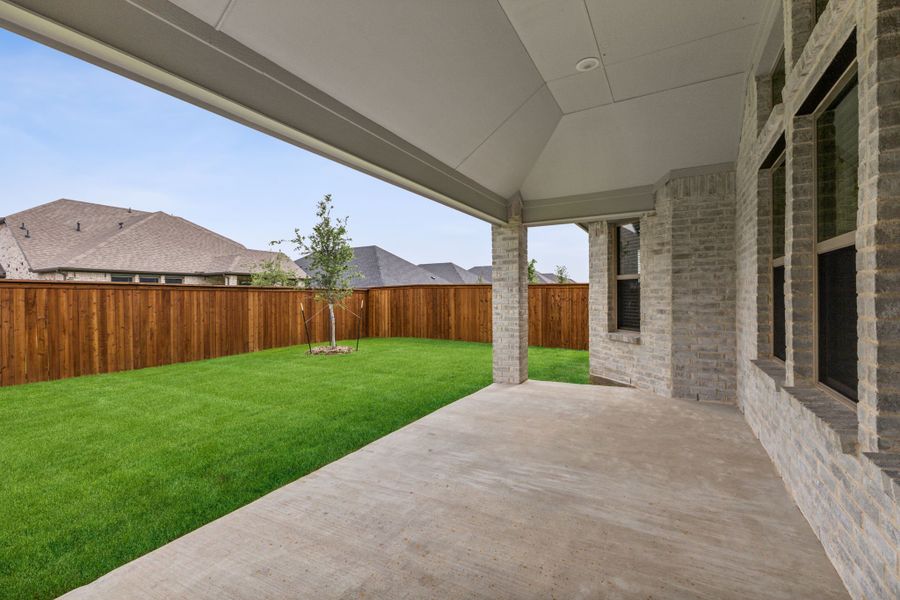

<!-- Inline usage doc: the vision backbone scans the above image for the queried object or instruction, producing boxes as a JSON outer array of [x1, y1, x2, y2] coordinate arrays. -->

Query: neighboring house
[[296, 245, 447, 289], [418, 262, 480, 284], [467, 265, 492, 283], [465, 266, 574, 283], [0, 199, 305, 285]]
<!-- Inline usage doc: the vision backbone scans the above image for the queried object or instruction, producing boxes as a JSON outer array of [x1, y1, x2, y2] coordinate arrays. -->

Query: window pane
[[111, 275, 133, 283], [772, 163, 786, 259], [139, 276, 159, 283], [816, 78, 858, 243], [771, 50, 786, 107], [818, 246, 858, 401], [166, 277, 183, 285], [617, 279, 640, 331], [773, 266, 786, 361], [617, 223, 640, 275]]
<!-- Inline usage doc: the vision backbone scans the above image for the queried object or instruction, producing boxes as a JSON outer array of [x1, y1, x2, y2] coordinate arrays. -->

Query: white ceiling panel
[[547, 69, 613, 114], [497, 0, 600, 81], [586, 0, 765, 66], [457, 86, 561, 198], [521, 74, 745, 199], [606, 25, 757, 101], [169, 0, 230, 26], [214, 0, 546, 168]]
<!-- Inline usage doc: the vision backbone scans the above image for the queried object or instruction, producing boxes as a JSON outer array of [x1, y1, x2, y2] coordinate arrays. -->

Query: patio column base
[[492, 203, 527, 384]]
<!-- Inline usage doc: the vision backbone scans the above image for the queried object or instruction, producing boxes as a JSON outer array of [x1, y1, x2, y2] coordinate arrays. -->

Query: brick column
[[756, 76, 774, 134], [587, 221, 611, 374], [756, 169, 774, 359], [784, 114, 817, 387], [856, 0, 900, 451], [491, 202, 527, 384], [785, 0, 816, 68]]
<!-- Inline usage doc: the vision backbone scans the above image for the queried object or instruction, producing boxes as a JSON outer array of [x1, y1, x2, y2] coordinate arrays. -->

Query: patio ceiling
[[1, 0, 778, 224]]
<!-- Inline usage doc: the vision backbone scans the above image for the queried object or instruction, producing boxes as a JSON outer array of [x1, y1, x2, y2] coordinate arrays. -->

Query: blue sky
[[0, 29, 587, 281]]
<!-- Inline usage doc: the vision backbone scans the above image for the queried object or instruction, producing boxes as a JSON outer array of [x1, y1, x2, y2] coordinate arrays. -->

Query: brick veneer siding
[[670, 172, 738, 402], [492, 213, 527, 384], [734, 0, 899, 596], [0, 224, 35, 279], [588, 169, 736, 401], [588, 196, 673, 397]]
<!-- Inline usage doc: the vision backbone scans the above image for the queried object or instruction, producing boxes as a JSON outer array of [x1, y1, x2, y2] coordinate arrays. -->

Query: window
[[772, 157, 787, 361], [815, 72, 858, 401], [138, 275, 160, 284], [238, 277, 252, 286], [165, 276, 183, 285], [110, 274, 134, 283], [615, 223, 640, 331], [771, 48, 786, 107]]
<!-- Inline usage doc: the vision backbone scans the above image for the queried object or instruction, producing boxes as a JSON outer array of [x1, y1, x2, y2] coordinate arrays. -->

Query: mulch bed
[[308, 345, 355, 355]]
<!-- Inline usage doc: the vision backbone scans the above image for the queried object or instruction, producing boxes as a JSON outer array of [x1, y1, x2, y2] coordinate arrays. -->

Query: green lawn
[[0, 337, 587, 599]]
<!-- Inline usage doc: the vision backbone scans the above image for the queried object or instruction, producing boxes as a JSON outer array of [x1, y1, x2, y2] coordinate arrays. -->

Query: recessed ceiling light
[[575, 57, 600, 72]]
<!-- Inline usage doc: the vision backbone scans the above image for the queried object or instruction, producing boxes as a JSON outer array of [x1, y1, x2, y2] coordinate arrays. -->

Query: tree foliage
[[250, 250, 300, 287], [554, 264, 569, 283], [527, 258, 538, 283], [292, 195, 360, 347]]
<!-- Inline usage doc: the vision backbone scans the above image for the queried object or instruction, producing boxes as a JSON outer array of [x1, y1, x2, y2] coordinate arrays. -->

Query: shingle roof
[[2, 199, 304, 277], [296, 245, 447, 288], [467, 266, 492, 283], [418, 262, 481, 284]]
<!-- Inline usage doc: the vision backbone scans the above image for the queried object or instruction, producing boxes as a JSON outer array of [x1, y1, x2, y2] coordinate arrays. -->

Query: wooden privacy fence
[[0, 281, 587, 386]]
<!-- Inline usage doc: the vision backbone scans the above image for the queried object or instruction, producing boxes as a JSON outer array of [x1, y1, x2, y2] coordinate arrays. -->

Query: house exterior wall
[[588, 169, 736, 402], [0, 224, 35, 279], [733, 0, 899, 597]]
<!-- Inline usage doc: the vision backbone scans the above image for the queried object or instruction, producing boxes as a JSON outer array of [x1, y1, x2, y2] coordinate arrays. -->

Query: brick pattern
[[785, 114, 817, 386], [0, 224, 33, 279], [589, 171, 736, 401], [491, 216, 527, 384], [670, 172, 738, 402], [856, 0, 900, 452], [735, 0, 900, 596], [786, 0, 816, 68], [588, 197, 673, 397]]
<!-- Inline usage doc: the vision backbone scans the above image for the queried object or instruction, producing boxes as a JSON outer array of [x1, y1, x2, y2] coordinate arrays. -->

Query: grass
[[0, 337, 587, 599]]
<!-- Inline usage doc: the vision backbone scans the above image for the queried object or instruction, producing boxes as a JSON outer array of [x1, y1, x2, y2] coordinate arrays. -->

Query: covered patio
[[2, 0, 898, 597], [62, 381, 846, 599]]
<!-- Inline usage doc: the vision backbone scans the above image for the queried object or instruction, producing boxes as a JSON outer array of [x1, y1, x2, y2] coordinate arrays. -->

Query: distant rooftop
[[296, 245, 448, 288]]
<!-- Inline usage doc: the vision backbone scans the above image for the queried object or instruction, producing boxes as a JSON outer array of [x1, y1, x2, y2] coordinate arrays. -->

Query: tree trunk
[[328, 303, 336, 347]]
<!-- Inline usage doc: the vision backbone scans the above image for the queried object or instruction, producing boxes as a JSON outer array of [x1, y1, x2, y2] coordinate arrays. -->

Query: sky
[[0, 29, 588, 281]]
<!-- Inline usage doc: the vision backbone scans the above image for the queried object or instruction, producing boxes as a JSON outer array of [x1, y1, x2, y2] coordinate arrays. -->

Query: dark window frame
[[164, 276, 184, 285], [614, 222, 641, 332], [771, 47, 786, 108], [138, 275, 160, 284], [812, 63, 859, 403], [110, 274, 135, 283]]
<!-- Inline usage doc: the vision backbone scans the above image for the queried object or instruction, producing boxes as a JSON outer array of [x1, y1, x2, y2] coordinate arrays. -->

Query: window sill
[[753, 360, 858, 454], [607, 330, 641, 344]]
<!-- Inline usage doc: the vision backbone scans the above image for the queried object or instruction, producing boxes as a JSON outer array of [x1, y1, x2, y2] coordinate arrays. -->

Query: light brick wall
[[0, 224, 36, 279], [670, 172, 738, 402], [588, 197, 673, 397], [589, 170, 736, 401], [856, 0, 900, 453], [734, 0, 899, 596], [492, 211, 527, 384]]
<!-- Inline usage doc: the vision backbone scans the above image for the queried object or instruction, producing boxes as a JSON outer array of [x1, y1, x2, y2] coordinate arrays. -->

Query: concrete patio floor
[[62, 380, 848, 599]]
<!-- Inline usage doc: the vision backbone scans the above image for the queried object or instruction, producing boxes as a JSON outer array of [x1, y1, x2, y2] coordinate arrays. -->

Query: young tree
[[554, 265, 569, 283], [250, 243, 301, 287], [293, 195, 360, 347], [527, 258, 538, 283]]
